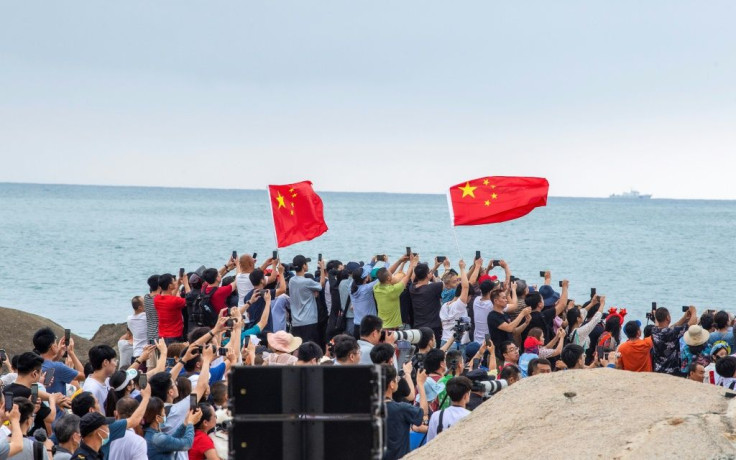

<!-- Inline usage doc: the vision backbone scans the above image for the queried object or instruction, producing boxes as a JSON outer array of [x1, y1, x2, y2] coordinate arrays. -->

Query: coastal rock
[[405, 369, 736, 459], [0, 306, 127, 360]]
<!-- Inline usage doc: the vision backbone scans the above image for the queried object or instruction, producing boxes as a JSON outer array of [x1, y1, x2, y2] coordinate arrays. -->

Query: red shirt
[[189, 430, 215, 460], [154, 294, 187, 338], [203, 284, 235, 314]]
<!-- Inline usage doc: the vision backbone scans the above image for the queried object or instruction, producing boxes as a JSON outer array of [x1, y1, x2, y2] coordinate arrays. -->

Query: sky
[[1, 1, 735, 199]]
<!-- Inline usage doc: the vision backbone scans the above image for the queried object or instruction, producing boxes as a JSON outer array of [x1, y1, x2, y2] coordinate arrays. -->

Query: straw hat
[[684, 325, 710, 347], [267, 331, 302, 353]]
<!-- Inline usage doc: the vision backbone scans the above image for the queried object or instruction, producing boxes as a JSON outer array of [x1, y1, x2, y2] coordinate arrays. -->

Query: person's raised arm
[[505, 281, 518, 314], [496, 307, 532, 333], [61, 336, 85, 377], [468, 257, 483, 286], [144, 340, 169, 376], [260, 257, 275, 272], [6, 404, 23, 457], [401, 361, 416, 401], [219, 256, 237, 278], [181, 273, 191, 294], [677, 306, 698, 327], [555, 280, 570, 316], [543, 270, 551, 286], [513, 314, 531, 335], [439, 334, 456, 352], [193, 346, 214, 401], [274, 269, 287, 297], [457, 260, 469, 304], [318, 259, 327, 288], [126, 384, 151, 429], [388, 255, 409, 275], [255, 291, 272, 332], [415, 369, 429, 427], [498, 260, 512, 284]]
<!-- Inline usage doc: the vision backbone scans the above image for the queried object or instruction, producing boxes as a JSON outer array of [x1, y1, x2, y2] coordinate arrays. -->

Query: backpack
[[190, 286, 219, 328]]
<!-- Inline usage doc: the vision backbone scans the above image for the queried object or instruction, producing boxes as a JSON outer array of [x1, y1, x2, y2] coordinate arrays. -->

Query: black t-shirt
[[399, 283, 413, 326], [409, 282, 444, 329], [244, 288, 276, 333], [6, 383, 51, 434], [523, 308, 557, 345], [392, 378, 411, 402], [487, 310, 512, 358]]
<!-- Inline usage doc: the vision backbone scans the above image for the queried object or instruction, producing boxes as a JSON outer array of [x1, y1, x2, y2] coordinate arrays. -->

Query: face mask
[[159, 415, 167, 426], [99, 430, 110, 446]]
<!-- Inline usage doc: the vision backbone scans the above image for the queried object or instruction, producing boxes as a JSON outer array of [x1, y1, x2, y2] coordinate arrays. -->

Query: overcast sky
[[1, 2, 734, 199]]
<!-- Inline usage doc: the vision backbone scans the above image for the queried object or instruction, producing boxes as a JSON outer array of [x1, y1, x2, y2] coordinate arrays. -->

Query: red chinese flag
[[448, 176, 549, 226], [268, 181, 329, 248]]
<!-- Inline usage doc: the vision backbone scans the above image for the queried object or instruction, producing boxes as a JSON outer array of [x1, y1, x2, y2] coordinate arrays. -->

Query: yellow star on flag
[[458, 181, 477, 198], [483, 179, 489, 186], [484, 200, 490, 206], [275, 192, 286, 209], [290, 210, 294, 216], [491, 185, 496, 189], [492, 193, 498, 199]]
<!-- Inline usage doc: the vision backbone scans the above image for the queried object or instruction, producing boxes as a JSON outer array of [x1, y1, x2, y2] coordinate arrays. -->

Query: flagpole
[[445, 190, 462, 260], [266, 187, 280, 255]]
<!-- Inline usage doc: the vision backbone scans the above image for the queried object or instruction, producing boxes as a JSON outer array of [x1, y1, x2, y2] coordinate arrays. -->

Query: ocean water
[[1, 182, 735, 338]]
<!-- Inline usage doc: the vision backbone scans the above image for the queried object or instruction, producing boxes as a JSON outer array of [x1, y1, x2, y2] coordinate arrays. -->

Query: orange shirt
[[617, 336, 653, 372]]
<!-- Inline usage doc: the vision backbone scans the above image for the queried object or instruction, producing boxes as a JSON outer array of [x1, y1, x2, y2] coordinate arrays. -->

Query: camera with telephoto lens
[[392, 329, 422, 344], [452, 317, 471, 340], [471, 379, 508, 399]]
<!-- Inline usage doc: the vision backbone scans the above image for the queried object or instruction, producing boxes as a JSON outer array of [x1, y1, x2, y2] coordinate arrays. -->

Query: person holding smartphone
[[0, 392, 23, 458], [33, 327, 85, 397]]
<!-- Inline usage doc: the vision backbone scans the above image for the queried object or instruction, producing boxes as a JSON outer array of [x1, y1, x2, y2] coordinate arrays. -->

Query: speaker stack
[[229, 365, 385, 460]]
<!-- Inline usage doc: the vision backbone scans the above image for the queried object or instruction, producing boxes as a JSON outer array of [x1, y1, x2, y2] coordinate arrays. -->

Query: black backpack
[[190, 286, 219, 328]]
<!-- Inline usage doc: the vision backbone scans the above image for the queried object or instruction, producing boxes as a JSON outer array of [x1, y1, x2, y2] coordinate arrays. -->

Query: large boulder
[[405, 369, 736, 459], [0, 306, 127, 361]]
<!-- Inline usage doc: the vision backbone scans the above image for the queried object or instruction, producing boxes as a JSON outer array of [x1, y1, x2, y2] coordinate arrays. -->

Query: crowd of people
[[0, 250, 731, 460]]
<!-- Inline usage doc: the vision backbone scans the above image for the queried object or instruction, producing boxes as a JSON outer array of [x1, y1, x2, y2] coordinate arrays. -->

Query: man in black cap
[[71, 412, 110, 460]]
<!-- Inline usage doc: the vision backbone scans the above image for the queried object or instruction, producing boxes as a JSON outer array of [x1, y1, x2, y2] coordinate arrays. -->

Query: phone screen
[[406, 247, 411, 257], [475, 250, 481, 260], [44, 368, 55, 387], [179, 268, 185, 278], [139, 374, 147, 390], [596, 346, 605, 359], [484, 334, 492, 347], [189, 394, 198, 410], [31, 384, 38, 404], [4, 392, 12, 412], [272, 250, 278, 260]]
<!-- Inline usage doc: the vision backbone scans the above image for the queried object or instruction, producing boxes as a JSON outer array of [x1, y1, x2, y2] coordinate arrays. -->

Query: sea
[[1, 182, 735, 338]]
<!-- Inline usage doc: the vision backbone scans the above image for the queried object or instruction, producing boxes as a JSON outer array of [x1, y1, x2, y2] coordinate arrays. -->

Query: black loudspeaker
[[229, 365, 384, 460]]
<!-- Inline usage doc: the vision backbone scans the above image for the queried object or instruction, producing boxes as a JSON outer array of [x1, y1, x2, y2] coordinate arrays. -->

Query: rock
[[404, 369, 736, 459], [0, 306, 127, 362]]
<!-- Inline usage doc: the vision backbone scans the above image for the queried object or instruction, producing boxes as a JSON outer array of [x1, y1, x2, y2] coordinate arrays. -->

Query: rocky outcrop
[[405, 368, 736, 459], [0, 306, 127, 361]]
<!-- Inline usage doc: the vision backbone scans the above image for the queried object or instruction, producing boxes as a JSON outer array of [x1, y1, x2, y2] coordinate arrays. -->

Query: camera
[[452, 317, 471, 340], [491, 259, 500, 268], [682, 306, 690, 313], [225, 318, 234, 329], [218, 347, 228, 357], [471, 379, 508, 398], [393, 329, 422, 344], [558, 281, 563, 287]]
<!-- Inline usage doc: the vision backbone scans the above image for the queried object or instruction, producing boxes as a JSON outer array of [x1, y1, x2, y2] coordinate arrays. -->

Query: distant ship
[[609, 190, 652, 199]]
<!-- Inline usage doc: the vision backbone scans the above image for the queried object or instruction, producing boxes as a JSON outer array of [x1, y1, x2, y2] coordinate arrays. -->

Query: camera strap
[[437, 408, 446, 434]]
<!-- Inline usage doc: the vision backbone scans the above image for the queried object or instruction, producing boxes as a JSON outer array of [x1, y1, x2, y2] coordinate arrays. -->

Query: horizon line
[[1, 180, 733, 202]]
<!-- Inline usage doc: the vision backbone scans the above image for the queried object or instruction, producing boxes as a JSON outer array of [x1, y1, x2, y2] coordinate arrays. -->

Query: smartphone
[[437, 256, 446, 263], [189, 393, 198, 411], [406, 247, 412, 257], [484, 334, 492, 347], [0, 349, 7, 363], [472, 358, 481, 369], [63, 328, 71, 358], [318, 253, 323, 262], [682, 306, 689, 312], [233, 251, 238, 260], [218, 347, 228, 357], [539, 271, 546, 278], [558, 281, 563, 287], [475, 250, 481, 260], [652, 302, 657, 311], [148, 339, 156, 346], [43, 368, 55, 387], [491, 259, 500, 267], [590, 288, 596, 298], [31, 384, 38, 404], [272, 250, 278, 260], [4, 392, 12, 412], [195, 345, 204, 354], [179, 268, 185, 278], [139, 373, 147, 390], [596, 346, 605, 359], [251, 252, 256, 259]]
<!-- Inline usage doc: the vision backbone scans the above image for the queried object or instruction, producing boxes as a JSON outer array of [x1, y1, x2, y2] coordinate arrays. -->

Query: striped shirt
[[144, 293, 159, 341]]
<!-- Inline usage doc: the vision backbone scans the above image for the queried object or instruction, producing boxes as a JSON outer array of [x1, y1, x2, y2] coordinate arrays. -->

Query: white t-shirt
[[109, 428, 148, 460], [118, 340, 134, 369], [236, 273, 254, 306], [472, 297, 493, 343], [127, 311, 148, 357], [426, 405, 471, 442], [83, 377, 109, 416], [439, 298, 469, 343]]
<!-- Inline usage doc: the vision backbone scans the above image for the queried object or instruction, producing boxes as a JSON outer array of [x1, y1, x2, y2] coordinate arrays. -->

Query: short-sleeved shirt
[[127, 311, 148, 357], [270, 295, 290, 332], [236, 273, 254, 306], [651, 326, 687, 375], [188, 430, 215, 460], [409, 282, 444, 329], [108, 428, 148, 460], [384, 401, 423, 460], [487, 310, 513, 353], [82, 377, 109, 416], [708, 330, 736, 351], [617, 337, 654, 372], [472, 298, 493, 343], [202, 284, 235, 315], [374, 282, 406, 329], [288, 276, 322, 326], [243, 288, 276, 333], [439, 298, 469, 342], [154, 295, 187, 338], [351, 280, 379, 326], [42, 359, 80, 395], [13, 438, 50, 460]]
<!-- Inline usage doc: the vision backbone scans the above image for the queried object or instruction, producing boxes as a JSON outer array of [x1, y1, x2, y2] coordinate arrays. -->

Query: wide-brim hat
[[538, 285, 560, 307], [684, 325, 710, 347], [267, 331, 302, 353]]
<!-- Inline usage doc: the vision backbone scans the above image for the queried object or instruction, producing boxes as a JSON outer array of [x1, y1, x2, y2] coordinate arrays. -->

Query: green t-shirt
[[373, 281, 405, 328], [436, 375, 453, 409]]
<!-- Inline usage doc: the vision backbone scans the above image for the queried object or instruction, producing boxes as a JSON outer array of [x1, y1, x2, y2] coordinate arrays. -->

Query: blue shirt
[[271, 295, 289, 332], [100, 419, 128, 458], [41, 359, 80, 395], [350, 280, 379, 325]]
